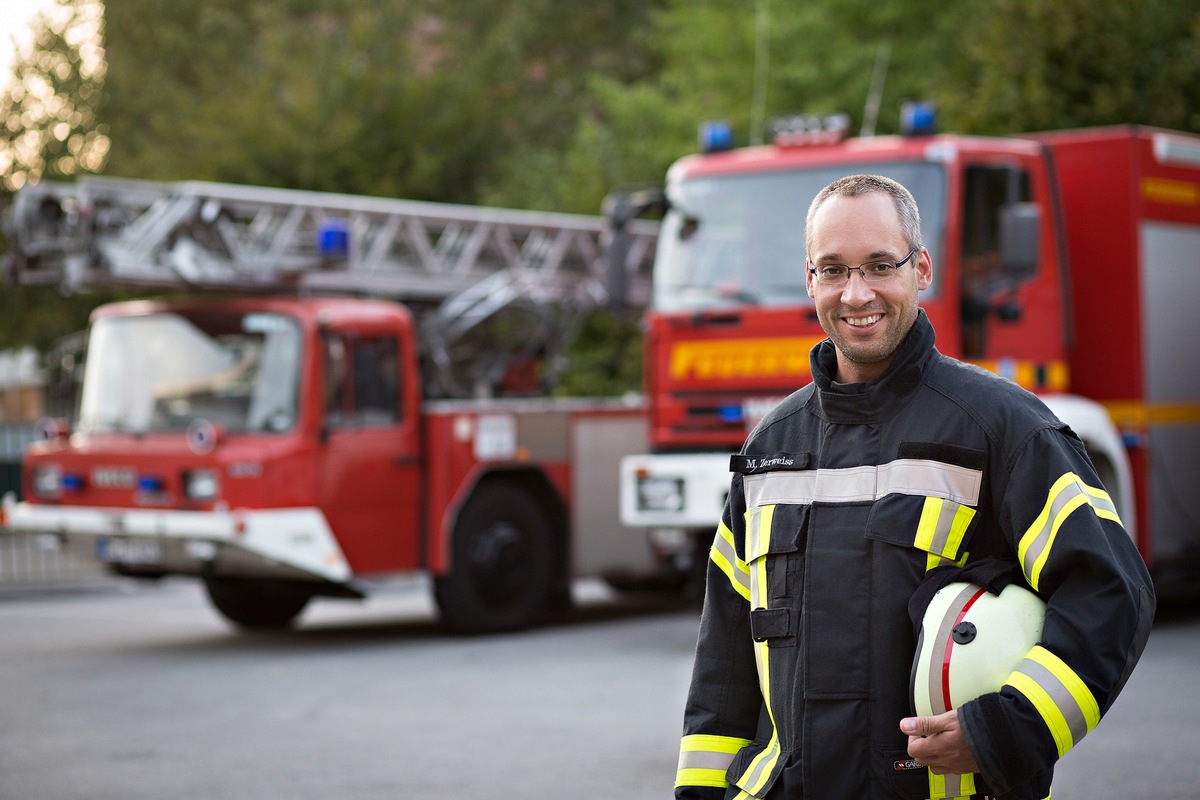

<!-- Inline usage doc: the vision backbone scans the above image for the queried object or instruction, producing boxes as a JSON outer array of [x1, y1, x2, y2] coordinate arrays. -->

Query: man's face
[[805, 192, 932, 383]]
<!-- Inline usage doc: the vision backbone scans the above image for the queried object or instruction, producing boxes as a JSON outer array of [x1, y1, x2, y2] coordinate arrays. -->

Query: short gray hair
[[805, 174, 922, 256]]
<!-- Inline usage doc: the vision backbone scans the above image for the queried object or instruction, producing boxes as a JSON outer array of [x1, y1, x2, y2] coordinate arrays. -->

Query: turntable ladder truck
[[0, 175, 665, 633]]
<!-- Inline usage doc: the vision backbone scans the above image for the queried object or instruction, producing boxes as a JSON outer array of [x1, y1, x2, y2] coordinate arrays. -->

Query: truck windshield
[[78, 310, 302, 435], [654, 161, 946, 311]]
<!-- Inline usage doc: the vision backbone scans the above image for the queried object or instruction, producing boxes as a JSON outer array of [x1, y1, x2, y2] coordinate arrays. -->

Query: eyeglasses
[[807, 248, 917, 287]]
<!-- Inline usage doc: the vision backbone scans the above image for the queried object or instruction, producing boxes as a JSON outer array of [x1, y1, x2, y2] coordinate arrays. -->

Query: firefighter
[[674, 174, 1155, 799]]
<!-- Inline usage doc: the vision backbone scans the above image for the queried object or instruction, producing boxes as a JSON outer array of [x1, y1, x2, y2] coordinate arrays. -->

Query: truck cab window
[[961, 165, 1032, 357], [80, 310, 301, 435], [324, 335, 401, 428]]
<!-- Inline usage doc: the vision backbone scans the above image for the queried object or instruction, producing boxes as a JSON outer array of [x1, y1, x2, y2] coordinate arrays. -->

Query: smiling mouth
[[844, 313, 883, 328]]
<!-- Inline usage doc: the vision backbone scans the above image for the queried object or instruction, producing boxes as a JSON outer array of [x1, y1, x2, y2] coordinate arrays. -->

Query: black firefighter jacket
[[675, 311, 1155, 800]]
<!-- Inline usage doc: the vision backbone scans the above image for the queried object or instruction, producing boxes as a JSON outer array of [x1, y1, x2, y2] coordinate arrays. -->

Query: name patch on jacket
[[731, 452, 812, 475]]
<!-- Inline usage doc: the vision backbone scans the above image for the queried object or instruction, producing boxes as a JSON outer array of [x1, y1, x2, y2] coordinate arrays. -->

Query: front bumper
[[1, 492, 351, 583]]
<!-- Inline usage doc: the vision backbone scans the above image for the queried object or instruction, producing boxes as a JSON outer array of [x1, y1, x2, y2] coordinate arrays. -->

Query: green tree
[[552, 309, 642, 398], [0, 283, 121, 352], [0, 0, 111, 374], [0, 0, 106, 191], [99, 0, 665, 206], [941, 0, 1200, 134], [5, 0, 1199, 396], [537, 0, 975, 218], [101, 1, 432, 196]]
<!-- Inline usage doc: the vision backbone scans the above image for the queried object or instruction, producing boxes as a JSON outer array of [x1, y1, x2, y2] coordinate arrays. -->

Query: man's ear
[[915, 249, 933, 291]]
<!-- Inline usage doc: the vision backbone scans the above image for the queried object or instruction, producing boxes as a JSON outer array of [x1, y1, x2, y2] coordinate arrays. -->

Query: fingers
[[900, 716, 935, 737], [900, 711, 980, 775], [901, 709, 958, 737]]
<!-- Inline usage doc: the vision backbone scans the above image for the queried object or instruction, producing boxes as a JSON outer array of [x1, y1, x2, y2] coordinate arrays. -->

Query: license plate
[[97, 537, 163, 565]]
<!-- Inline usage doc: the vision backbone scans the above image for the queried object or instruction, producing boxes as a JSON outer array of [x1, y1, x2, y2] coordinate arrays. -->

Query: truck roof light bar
[[768, 113, 851, 147]]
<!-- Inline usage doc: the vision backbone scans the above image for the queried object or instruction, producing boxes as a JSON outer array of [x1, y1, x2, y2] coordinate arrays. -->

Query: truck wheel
[[434, 484, 554, 634], [203, 577, 312, 630]]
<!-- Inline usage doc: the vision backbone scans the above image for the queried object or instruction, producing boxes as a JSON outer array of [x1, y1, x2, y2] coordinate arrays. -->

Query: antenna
[[750, 0, 771, 146], [860, 41, 892, 137]]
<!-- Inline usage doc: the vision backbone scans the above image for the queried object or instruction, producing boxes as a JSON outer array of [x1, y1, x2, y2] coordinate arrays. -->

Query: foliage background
[[2, 0, 1198, 393]]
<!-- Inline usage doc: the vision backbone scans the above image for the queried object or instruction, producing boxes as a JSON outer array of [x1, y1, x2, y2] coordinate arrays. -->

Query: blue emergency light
[[137, 475, 165, 493], [717, 405, 744, 424], [318, 219, 350, 259], [900, 101, 937, 137], [699, 120, 734, 153]]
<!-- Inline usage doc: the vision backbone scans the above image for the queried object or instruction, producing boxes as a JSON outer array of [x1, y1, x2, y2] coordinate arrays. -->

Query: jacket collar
[[808, 309, 935, 424]]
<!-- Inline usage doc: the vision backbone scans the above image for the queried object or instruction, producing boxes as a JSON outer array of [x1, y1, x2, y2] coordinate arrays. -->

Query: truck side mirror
[[603, 187, 666, 313], [999, 202, 1041, 279]]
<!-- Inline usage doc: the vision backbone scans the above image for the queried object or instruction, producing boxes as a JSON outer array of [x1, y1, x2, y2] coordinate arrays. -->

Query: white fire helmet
[[911, 581, 1046, 717]]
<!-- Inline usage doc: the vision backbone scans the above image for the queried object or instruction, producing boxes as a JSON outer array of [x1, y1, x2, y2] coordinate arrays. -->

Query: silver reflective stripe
[[735, 735, 780, 795], [711, 523, 751, 600], [916, 497, 975, 562], [745, 505, 768, 563], [1020, 475, 1119, 580], [940, 771, 969, 798], [1020, 481, 1085, 575], [743, 458, 982, 509], [678, 748, 738, 772], [1017, 655, 1091, 746], [925, 498, 965, 557]]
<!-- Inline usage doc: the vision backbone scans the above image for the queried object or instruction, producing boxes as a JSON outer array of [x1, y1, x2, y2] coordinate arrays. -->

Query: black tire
[[203, 577, 313, 630], [433, 483, 555, 634]]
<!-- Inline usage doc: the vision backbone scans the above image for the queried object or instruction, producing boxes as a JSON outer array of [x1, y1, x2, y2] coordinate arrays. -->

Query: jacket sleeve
[[675, 478, 763, 800], [958, 424, 1156, 795]]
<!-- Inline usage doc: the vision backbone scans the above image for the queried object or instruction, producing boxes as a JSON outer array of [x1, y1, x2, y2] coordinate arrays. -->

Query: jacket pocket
[[866, 493, 977, 568], [744, 503, 806, 637]]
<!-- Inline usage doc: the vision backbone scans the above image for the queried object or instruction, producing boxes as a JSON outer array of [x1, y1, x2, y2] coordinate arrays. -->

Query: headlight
[[636, 475, 685, 512], [31, 465, 62, 498], [183, 469, 220, 501]]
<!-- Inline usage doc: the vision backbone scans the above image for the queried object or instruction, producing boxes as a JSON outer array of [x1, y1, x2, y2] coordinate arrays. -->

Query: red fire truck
[[614, 108, 1200, 597], [0, 177, 664, 632]]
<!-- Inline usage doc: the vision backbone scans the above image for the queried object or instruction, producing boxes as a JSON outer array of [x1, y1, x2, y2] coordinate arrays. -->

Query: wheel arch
[[448, 466, 569, 579]]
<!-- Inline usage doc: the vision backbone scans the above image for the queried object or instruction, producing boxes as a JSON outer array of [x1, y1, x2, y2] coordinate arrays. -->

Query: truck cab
[[620, 112, 1136, 576]]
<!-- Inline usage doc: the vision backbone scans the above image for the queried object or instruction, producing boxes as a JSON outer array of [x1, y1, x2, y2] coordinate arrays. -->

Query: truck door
[[318, 330, 421, 574], [958, 160, 1068, 392]]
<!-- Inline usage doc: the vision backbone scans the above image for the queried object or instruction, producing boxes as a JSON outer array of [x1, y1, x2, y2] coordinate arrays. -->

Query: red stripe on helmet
[[941, 587, 987, 712]]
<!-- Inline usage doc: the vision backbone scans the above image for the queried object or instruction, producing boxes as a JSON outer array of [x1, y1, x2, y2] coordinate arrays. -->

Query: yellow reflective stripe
[[732, 550, 781, 796], [970, 358, 1070, 392], [915, 496, 943, 551], [676, 734, 753, 788], [750, 561, 769, 680], [733, 674, 779, 795], [710, 521, 751, 601], [1018, 473, 1123, 591], [929, 769, 976, 799], [926, 548, 970, 572], [915, 496, 976, 561], [1104, 399, 1200, 431], [1005, 646, 1100, 759]]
